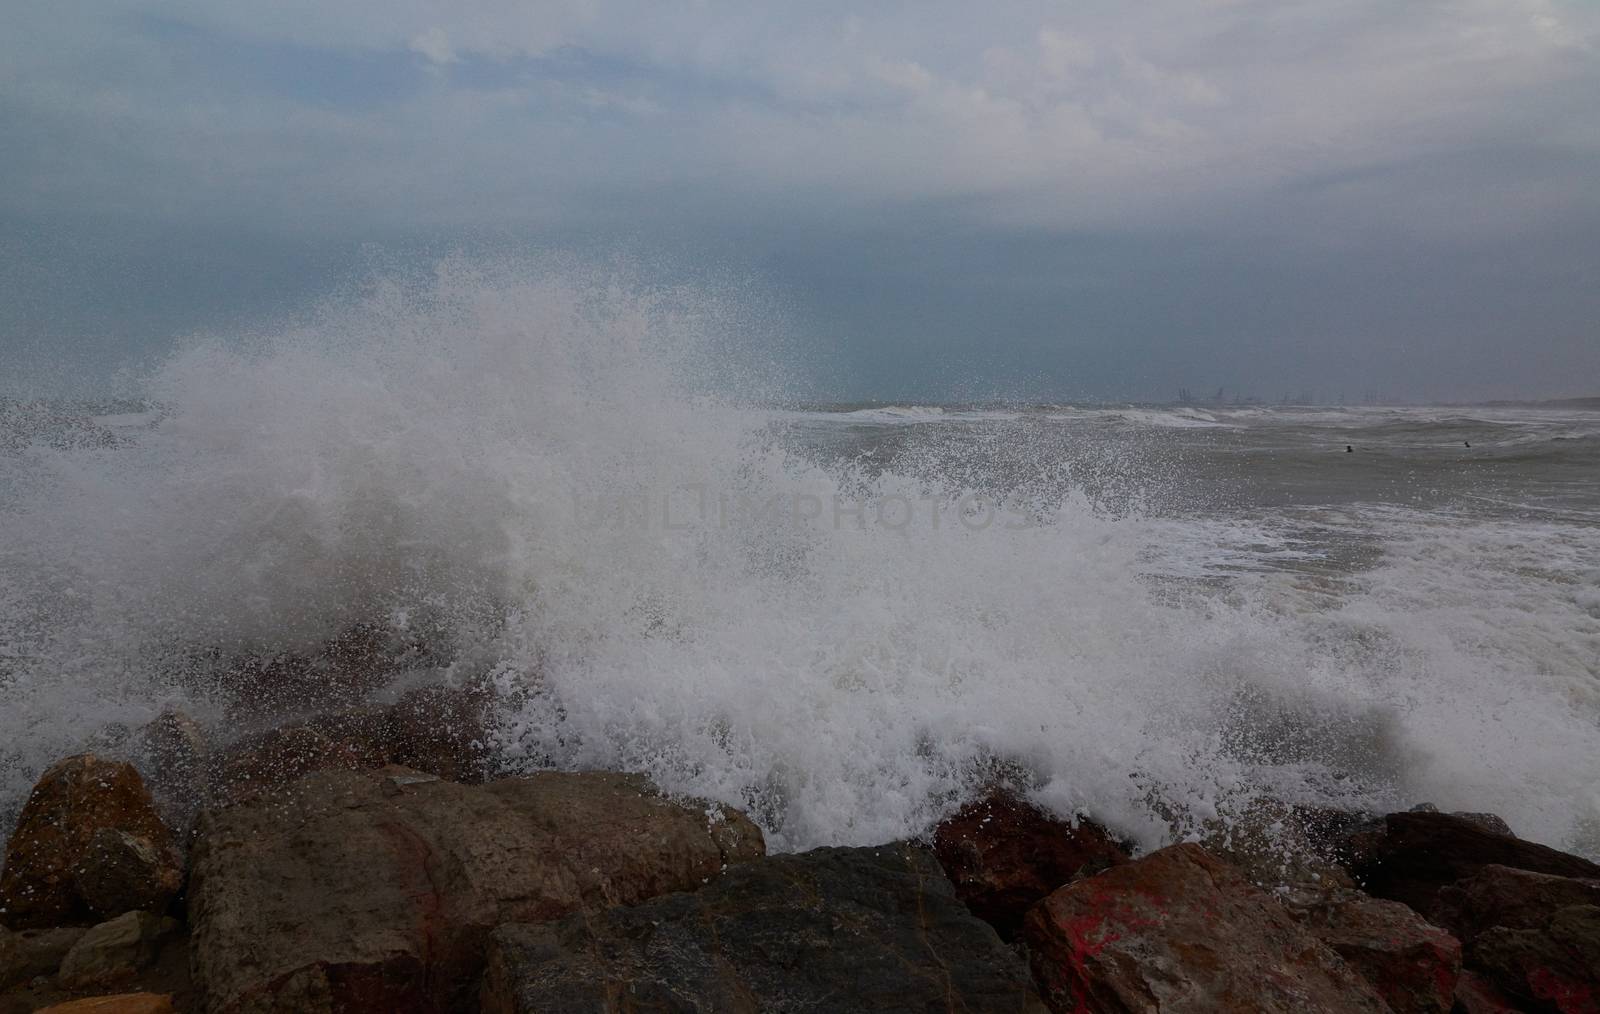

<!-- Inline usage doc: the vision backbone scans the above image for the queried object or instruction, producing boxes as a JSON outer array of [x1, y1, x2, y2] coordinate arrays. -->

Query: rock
[[34, 994, 176, 1014], [381, 683, 492, 784], [207, 682, 492, 805], [1431, 864, 1600, 945], [56, 911, 175, 989], [1200, 800, 1362, 891], [930, 790, 1128, 940], [1467, 905, 1600, 1013], [137, 709, 211, 827], [1451, 813, 1515, 837], [0, 756, 181, 928], [1452, 971, 1521, 1014], [1346, 811, 1600, 916], [218, 623, 431, 717], [1022, 843, 1389, 1013], [208, 710, 389, 805], [0, 925, 87, 988], [72, 830, 184, 922], [1421, 866, 1600, 1012], [481, 843, 1047, 1013], [187, 766, 764, 1013], [1290, 889, 1461, 1014]]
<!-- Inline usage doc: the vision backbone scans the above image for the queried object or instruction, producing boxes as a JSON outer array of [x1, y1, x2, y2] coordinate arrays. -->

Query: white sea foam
[[2, 258, 1596, 856]]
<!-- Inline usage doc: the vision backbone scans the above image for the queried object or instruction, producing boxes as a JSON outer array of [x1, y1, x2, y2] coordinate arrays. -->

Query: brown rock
[[1292, 889, 1461, 1014], [931, 790, 1127, 940], [0, 756, 181, 928], [1022, 843, 1389, 1013], [56, 912, 175, 989], [208, 710, 389, 805], [72, 830, 184, 922], [187, 766, 764, 1013], [0, 925, 87, 988], [217, 623, 431, 718], [1346, 811, 1600, 916], [1432, 864, 1600, 945], [34, 993, 175, 1013], [381, 684, 492, 784], [207, 682, 493, 806], [1469, 905, 1600, 1013]]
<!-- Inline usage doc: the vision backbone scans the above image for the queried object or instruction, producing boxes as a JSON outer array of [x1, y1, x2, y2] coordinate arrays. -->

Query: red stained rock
[[931, 790, 1128, 939], [1294, 890, 1461, 1014], [1022, 843, 1389, 1013], [1432, 864, 1600, 945], [1469, 904, 1600, 1014], [1452, 970, 1522, 1014], [0, 757, 181, 929]]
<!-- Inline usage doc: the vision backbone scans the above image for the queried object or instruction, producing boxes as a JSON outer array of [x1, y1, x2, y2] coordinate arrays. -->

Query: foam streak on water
[[1, 260, 1597, 856]]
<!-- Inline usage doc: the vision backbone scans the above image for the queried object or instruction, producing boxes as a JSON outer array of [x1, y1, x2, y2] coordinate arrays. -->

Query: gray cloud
[[2, 0, 1598, 400]]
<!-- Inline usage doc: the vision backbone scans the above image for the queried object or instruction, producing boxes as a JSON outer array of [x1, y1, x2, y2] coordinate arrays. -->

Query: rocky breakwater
[[3, 676, 1599, 1012]]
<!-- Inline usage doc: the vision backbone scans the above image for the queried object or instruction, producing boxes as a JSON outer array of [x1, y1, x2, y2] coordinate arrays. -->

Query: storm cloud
[[3, 0, 1598, 400]]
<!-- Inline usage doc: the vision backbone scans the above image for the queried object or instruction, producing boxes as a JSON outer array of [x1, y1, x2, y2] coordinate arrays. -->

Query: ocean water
[[2, 263, 1597, 856]]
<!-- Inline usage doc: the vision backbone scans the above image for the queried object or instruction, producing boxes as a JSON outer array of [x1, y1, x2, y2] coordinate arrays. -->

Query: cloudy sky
[[3, 0, 1598, 401]]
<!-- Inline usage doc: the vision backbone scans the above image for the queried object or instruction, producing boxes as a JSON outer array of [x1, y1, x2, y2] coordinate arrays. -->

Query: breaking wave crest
[[2, 256, 1596, 855]]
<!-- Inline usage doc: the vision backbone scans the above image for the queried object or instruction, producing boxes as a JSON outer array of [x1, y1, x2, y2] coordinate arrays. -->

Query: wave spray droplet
[[2, 256, 1596, 856]]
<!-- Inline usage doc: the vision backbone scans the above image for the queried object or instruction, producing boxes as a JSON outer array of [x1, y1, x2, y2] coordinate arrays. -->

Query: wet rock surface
[[207, 682, 493, 806], [1344, 811, 1600, 916], [187, 766, 764, 1013], [482, 843, 1047, 1014], [0, 757, 182, 929], [1023, 842, 1390, 1013], [931, 790, 1128, 940], [1290, 889, 1461, 1014]]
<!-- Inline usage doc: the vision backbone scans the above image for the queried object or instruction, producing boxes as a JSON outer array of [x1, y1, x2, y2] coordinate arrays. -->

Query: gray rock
[[0, 925, 87, 988], [187, 766, 764, 1013], [56, 911, 175, 989], [481, 843, 1047, 1013]]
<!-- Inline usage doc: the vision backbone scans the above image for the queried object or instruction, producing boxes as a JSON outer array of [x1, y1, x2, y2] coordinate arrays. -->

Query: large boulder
[[1432, 864, 1600, 945], [0, 756, 182, 928], [187, 766, 764, 1013], [1022, 843, 1389, 1013], [930, 790, 1127, 940], [1291, 889, 1461, 1014], [1470, 905, 1600, 1014], [481, 843, 1047, 1013], [1426, 865, 1600, 1012], [1344, 812, 1600, 916]]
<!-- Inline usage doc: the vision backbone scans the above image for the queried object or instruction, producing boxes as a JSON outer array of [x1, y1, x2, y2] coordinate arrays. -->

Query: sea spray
[[1, 255, 1596, 857]]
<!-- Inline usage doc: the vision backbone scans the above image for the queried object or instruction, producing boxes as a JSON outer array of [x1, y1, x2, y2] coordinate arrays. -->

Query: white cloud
[[409, 27, 456, 65]]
